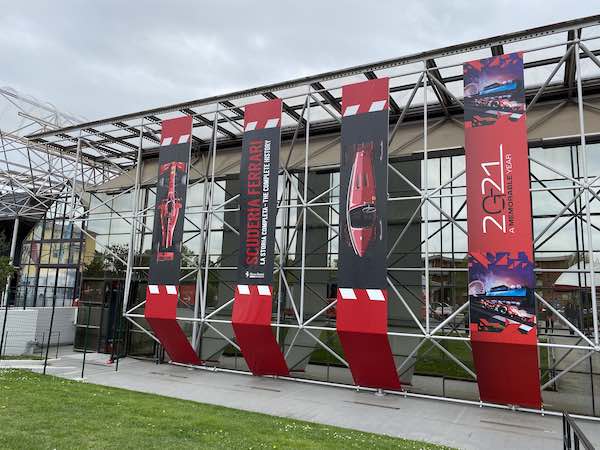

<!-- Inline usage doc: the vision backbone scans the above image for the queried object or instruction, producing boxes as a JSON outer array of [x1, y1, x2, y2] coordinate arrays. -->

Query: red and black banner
[[144, 116, 201, 365], [464, 52, 541, 408], [236, 100, 281, 285], [232, 99, 289, 376], [336, 78, 400, 390]]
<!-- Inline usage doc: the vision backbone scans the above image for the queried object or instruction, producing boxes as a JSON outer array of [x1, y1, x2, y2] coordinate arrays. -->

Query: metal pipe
[[575, 42, 600, 346], [423, 64, 431, 334], [122, 119, 145, 317]]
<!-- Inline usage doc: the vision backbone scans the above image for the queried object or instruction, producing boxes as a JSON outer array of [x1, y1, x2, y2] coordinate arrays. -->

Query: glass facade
[[76, 142, 600, 416], [15, 200, 85, 307]]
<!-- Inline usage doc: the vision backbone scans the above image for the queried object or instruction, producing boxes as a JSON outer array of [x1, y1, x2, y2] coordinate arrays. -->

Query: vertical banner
[[232, 99, 289, 376], [464, 52, 541, 408], [144, 116, 201, 365], [336, 78, 400, 390]]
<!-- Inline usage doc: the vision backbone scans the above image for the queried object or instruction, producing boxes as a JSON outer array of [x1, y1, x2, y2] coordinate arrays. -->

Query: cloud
[[0, 1, 598, 121]]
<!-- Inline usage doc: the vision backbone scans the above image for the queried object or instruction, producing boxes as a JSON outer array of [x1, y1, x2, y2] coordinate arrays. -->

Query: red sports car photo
[[346, 143, 380, 257]]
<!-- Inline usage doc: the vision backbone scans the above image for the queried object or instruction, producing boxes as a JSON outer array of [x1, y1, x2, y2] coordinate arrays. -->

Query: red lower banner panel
[[471, 324, 541, 408], [145, 284, 201, 365], [232, 284, 289, 376], [336, 288, 400, 390]]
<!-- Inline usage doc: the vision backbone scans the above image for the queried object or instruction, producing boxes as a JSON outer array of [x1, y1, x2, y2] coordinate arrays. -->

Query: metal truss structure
[[13, 15, 600, 419]]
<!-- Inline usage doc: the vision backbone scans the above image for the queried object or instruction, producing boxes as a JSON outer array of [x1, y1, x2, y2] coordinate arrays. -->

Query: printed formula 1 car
[[157, 161, 186, 261], [479, 298, 535, 326]]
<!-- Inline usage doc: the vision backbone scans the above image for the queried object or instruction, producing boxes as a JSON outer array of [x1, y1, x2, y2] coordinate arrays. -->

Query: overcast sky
[[2, 1, 599, 122]]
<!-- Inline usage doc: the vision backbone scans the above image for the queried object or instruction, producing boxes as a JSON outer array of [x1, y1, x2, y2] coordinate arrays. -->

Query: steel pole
[[0, 216, 19, 360], [423, 64, 430, 335], [122, 119, 145, 317], [575, 42, 600, 346]]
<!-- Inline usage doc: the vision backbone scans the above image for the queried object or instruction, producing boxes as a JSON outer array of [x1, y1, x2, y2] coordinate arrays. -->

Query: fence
[[563, 412, 596, 450]]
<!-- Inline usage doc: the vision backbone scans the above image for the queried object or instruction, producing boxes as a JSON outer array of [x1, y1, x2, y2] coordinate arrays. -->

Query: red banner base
[[336, 288, 401, 390], [145, 284, 202, 366], [146, 317, 202, 365], [232, 323, 289, 376], [471, 325, 541, 409], [338, 331, 401, 390], [232, 285, 289, 376]]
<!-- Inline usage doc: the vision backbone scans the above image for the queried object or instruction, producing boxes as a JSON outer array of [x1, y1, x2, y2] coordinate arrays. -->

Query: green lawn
[[0, 369, 453, 450], [1, 355, 44, 360]]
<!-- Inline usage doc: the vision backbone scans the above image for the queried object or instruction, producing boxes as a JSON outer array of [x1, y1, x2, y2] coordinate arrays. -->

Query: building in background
[[1, 16, 600, 417]]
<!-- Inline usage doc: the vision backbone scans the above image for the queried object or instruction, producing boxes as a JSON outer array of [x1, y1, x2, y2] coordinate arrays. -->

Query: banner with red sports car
[[144, 116, 201, 365], [232, 99, 289, 376], [464, 52, 541, 408], [336, 77, 400, 390]]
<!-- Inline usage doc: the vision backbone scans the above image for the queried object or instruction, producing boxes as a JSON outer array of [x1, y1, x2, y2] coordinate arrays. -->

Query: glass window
[[86, 216, 110, 234], [58, 243, 70, 264], [109, 218, 130, 235], [30, 243, 40, 264], [43, 287, 54, 306], [72, 224, 82, 239], [66, 269, 77, 287], [42, 221, 53, 240], [32, 222, 43, 240], [25, 288, 35, 307], [52, 221, 64, 240], [56, 269, 67, 288], [55, 288, 66, 305], [49, 243, 61, 264], [20, 242, 31, 266], [62, 222, 73, 240], [39, 245, 50, 264], [46, 269, 57, 289], [112, 192, 132, 213], [64, 288, 74, 305], [69, 243, 81, 265]]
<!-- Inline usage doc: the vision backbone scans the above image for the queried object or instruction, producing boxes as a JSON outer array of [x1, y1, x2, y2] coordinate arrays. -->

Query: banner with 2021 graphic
[[464, 52, 541, 408]]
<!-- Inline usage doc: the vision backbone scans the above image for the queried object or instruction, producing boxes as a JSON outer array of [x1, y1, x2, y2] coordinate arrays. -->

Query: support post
[[575, 41, 600, 346], [423, 63, 430, 335], [0, 216, 19, 361], [122, 119, 145, 317]]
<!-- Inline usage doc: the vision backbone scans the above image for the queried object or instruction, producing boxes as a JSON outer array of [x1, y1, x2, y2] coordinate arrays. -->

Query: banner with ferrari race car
[[336, 77, 400, 390], [232, 99, 289, 376], [144, 116, 201, 365], [464, 52, 541, 408]]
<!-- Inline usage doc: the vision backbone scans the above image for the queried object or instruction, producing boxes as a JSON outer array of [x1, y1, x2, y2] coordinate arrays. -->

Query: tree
[[0, 231, 16, 293], [83, 244, 129, 278]]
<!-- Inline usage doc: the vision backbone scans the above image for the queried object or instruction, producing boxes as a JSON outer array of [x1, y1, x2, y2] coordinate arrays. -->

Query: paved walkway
[[7, 352, 600, 450]]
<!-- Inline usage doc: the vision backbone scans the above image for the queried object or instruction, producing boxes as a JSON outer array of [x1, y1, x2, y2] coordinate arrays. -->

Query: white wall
[[0, 307, 76, 356]]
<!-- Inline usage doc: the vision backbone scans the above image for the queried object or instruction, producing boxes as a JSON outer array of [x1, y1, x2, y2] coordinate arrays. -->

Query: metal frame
[[4, 15, 600, 418]]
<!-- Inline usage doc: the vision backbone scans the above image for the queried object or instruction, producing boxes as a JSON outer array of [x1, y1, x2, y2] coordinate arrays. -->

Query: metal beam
[[310, 82, 342, 114]]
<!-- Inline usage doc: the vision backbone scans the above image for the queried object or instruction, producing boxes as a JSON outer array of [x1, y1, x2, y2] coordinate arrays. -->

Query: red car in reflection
[[346, 143, 378, 257]]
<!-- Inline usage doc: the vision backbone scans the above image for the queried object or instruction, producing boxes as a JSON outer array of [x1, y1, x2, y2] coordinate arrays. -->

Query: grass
[[0, 369, 453, 450], [0, 355, 44, 360]]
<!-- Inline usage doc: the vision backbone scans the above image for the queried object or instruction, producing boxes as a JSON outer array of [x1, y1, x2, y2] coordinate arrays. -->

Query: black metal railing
[[563, 412, 595, 450]]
